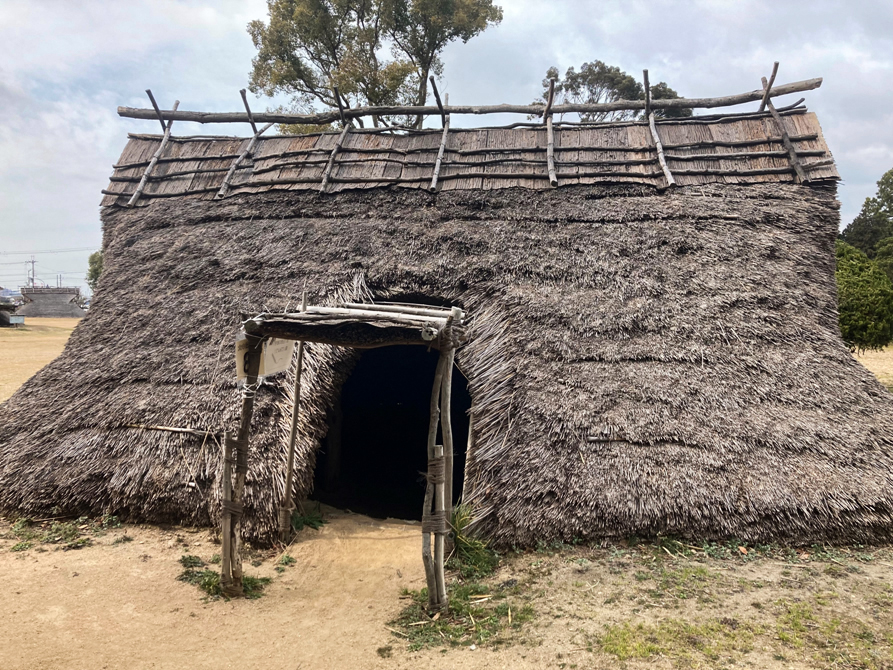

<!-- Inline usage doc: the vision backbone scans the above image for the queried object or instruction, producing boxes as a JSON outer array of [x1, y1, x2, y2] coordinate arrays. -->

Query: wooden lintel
[[245, 318, 448, 349]]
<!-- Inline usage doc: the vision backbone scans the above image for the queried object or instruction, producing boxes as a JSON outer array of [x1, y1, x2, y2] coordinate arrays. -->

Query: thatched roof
[[101, 108, 837, 204], [3, 107, 893, 548]]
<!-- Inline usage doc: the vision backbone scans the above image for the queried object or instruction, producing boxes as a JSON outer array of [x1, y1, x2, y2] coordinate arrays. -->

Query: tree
[[839, 167, 893, 258], [86, 250, 103, 293], [835, 240, 893, 352], [247, 0, 502, 128], [534, 61, 693, 123]]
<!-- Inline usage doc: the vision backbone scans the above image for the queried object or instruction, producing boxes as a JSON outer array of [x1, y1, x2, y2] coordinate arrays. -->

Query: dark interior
[[312, 345, 471, 520]]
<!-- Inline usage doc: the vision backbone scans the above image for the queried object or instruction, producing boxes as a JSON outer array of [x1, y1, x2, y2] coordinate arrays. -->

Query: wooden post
[[221, 333, 263, 597], [433, 444, 448, 608], [220, 430, 234, 591], [643, 70, 651, 119], [279, 291, 307, 542], [422, 352, 449, 611]]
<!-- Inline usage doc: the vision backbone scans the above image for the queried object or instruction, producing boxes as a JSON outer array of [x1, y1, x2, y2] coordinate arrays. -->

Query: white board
[[236, 336, 295, 380]]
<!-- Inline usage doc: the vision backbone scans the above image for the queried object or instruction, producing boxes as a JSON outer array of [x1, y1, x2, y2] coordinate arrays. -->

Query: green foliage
[[447, 503, 498, 579], [840, 167, 893, 258], [291, 505, 327, 532], [86, 250, 103, 293], [248, 0, 501, 129], [535, 60, 692, 123], [835, 240, 893, 351]]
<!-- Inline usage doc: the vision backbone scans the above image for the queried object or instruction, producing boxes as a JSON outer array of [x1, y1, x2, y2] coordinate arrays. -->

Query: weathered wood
[[762, 76, 809, 183], [421, 470, 437, 608], [117, 77, 823, 125], [433, 444, 448, 608], [145, 89, 167, 132], [441, 345, 456, 516], [220, 430, 234, 594], [240, 89, 258, 134], [279, 291, 307, 542], [648, 111, 676, 187], [333, 86, 347, 125], [643, 70, 651, 119], [244, 316, 448, 349], [127, 100, 179, 207], [288, 305, 450, 323], [424, 354, 448, 611], [546, 115, 558, 187], [430, 77, 446, 127], [759, 62, 780, 113], [319, 124, 351, 193], [542, 78, 556, 121], [216, 122, 274, 199], [222, 334, 263, 597], [430, 93, 450, 192], [339, 302, 460, 319]]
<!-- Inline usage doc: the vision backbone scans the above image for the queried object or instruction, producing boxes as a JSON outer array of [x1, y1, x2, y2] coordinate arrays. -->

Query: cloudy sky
[[1, 0, 891, 295]]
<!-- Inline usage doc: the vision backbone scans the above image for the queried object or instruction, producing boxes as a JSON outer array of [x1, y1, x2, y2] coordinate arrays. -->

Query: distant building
[[17, 287, 86, 318]]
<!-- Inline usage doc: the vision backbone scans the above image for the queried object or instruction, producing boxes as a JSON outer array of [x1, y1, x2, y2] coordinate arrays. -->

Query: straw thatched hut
[[17, 287, 86, 318], [2, 99, 893, 548]]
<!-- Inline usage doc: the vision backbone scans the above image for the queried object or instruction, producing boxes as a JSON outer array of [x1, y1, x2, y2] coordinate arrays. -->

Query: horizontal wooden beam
[[244, 317, 445, 349], [118, 78, 822, 126]]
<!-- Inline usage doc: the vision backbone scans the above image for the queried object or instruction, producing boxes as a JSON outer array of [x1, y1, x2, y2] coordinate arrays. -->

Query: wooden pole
[[429, 93, 450, 192], [643, 69, 651, 119], [758, 62, 780, 112], [761, 76, 809, 184], [221, 333, 263, 597], [145, 89, 167, 132], [220, 430, 234, 592], [430, 76, 446, 127], [319, 124, 350, 193], [433, 444, 448, 608], [117, 77, 824, 125], [648, 112, 676, 187], [240, 89, 258, 134], [546, 115, 558, 187], [127, 100, 179, 207], [279, 291, 307, 542], [216, 122, 274, 199], [422, 352, 448, 611]]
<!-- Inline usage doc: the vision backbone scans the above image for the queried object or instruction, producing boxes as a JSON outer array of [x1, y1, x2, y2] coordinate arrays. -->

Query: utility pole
[[29, 255, 36, 288]]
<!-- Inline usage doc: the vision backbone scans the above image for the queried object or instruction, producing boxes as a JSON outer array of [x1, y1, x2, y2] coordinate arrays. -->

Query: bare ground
[[0, 317, 81, 402], [1, 324, 893, 669]]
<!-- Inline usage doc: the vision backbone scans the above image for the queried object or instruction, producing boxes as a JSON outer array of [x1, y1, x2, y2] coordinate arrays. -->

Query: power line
[[0, 246, 97, 255]]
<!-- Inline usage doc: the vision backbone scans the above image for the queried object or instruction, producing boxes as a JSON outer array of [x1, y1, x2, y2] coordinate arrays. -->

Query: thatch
[[2, 110, 892, 548], [18, 288, 86, 318]]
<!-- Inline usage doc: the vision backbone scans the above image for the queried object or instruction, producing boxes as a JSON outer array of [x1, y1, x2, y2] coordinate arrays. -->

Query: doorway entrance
[[313, 345, 471, 520]]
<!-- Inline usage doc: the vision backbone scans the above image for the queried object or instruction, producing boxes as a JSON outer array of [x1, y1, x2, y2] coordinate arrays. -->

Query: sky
[[0, 0, 891, 296]]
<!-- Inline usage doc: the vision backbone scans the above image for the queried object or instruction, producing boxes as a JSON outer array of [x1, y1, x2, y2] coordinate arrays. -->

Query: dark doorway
[[313, 346, 471, 520]]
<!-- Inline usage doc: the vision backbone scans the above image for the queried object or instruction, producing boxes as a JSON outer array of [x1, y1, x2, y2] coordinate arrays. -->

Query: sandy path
[[1, 512, 425, 670]]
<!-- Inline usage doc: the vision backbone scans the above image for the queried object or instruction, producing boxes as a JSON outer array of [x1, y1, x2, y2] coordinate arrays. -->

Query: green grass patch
[[597, 617, 758, 664], [390, 583, 533, 651], [177, 554, 271, 600]]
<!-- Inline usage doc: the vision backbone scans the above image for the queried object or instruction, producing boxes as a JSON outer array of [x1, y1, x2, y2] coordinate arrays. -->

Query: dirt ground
[[0, 316, 81, 402], [2, 322, 893, 669]]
